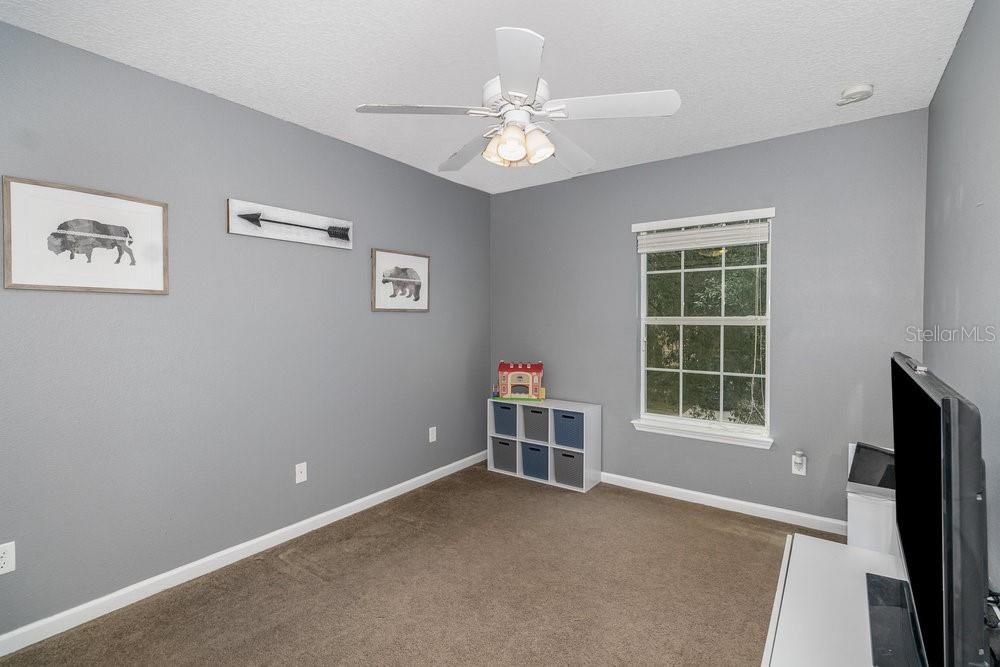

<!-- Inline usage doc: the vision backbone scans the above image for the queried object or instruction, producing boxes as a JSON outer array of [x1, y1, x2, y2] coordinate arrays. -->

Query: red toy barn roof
[[498, 361, 543, 373]]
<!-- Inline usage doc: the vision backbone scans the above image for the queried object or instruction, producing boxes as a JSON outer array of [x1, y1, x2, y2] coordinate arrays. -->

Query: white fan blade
[[356, 104, 491, 116], [438, 134, 490, 172], [544, 127, 595, 174], [543, 90, 681, 120], [495, 27, 544, 103]]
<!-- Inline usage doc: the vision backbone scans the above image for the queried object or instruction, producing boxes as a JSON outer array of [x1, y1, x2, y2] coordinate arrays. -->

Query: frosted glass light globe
[[497, 125, 527, 162], [525, 128, 555, 164], [481, 135, 507, 166]]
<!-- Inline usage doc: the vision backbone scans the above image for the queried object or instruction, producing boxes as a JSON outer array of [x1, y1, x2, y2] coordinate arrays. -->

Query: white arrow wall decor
[[227, 199, 353, 250]]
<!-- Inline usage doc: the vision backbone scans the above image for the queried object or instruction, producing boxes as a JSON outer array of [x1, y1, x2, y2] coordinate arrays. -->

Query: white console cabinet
[[762, 534, 905, 666]]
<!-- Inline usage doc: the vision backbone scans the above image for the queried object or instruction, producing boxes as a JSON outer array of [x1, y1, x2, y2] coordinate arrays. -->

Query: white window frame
[[631, 208, 774, 449]]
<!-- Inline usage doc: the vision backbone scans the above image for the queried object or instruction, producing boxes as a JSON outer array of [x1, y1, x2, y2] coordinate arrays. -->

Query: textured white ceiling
[[0, 0, 972, 194]]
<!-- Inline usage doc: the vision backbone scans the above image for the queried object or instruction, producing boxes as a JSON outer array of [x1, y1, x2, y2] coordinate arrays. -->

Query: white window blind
[[636, 221, 770, 254]]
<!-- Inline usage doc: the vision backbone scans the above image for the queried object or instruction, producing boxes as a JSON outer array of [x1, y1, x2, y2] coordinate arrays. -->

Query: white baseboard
[[600, 471, 847, 536], [0, 450, 487, 658]]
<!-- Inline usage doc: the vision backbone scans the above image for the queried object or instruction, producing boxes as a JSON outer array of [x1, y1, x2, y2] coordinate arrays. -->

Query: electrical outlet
[[295, 462, 307, 484], [792, 450, 807, 476], [429, 426, 437, 443], [0, 542, 15, 575]]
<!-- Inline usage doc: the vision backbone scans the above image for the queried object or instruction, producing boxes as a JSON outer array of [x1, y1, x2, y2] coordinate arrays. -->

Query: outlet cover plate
[[429, 426, 437, 443], [295, 462, 307, 484], [792, 457, 807, 476], [0, 541, 15, 575]]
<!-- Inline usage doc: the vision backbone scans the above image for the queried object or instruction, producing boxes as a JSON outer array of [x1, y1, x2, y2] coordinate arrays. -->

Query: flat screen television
[[891, 352, 989, 666]]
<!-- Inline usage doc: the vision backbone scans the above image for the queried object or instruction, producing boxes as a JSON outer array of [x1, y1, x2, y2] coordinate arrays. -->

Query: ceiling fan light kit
[[357, 26, 681, 175]]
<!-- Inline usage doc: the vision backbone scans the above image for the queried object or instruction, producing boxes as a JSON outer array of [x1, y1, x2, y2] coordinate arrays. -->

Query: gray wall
[[492, 110, 927, 520], [924, 0, 1000, 586], [0, 23, 490, 634]]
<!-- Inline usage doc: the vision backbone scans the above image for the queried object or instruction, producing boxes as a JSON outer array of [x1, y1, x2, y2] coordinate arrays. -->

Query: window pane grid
[[648, 367, 765, 379], [679, 253, 685, 412], [720, 251, 726, 419], [642, 240, 769, 429], [646, 317, 766, 325], [647, 263, 766, 275]]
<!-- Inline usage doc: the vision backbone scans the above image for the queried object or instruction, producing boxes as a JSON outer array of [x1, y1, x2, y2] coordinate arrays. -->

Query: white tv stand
[[762, 534, 906, 666]]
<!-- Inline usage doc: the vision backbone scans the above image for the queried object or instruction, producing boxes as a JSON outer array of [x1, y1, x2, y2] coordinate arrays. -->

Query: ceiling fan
[[356, 27, 681, 174]]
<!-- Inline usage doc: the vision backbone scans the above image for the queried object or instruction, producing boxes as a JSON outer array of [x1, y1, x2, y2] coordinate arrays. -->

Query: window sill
[[631, 415, 773, 449]]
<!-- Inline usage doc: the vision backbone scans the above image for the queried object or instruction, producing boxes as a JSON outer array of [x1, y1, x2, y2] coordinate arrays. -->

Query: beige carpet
[[2, 464, 839, 666]]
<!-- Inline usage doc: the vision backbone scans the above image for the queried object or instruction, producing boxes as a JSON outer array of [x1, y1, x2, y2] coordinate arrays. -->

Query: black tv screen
[[890, 353, 988, 666]]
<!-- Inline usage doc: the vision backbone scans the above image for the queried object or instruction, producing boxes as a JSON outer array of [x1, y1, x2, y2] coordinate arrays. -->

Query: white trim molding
[[0, 450, 487, 658], [631, 415, 773, 449], [600, 471, 847, 535], [631, 207, 776, 233]]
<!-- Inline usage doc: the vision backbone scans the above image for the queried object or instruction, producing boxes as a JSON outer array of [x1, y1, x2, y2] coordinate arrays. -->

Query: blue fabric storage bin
[[521, 443, 549, 480], [553, 410, 584, 449], [492, 402, 517, 436]]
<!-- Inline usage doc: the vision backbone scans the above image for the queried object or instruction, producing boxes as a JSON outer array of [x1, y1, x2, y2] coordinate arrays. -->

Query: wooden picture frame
[[371, 248, 430, 312], [3, 176, 169, 295]]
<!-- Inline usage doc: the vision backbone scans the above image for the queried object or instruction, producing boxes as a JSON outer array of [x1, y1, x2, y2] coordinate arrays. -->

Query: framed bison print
[[371, 248, 429, 312], [3, 177, 168, 294]]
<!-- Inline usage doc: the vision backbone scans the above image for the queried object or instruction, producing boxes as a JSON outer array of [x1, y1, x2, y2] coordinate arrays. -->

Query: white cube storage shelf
[[487, 398, 602, 492]]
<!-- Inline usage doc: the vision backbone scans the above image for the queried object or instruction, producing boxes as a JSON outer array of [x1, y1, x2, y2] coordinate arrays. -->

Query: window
[[631, 209, 773, 448]]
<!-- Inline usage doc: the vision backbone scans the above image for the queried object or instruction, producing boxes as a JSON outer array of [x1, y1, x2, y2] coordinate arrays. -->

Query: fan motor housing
[[482, 75, 550, 111]]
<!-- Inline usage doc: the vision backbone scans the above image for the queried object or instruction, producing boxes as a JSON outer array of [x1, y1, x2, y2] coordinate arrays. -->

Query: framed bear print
[[3, 176, 168, 294], [371, 248, 429, 312]]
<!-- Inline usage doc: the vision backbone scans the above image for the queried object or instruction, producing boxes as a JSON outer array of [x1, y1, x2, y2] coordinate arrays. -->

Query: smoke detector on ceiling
[[837, 84, 875, 106]]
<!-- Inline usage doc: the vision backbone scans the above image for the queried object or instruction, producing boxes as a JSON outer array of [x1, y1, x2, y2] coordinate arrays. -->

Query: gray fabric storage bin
[[523, 406, 549, 442], [492, 402, 517, 436], [491, 437, 517, 473], [553, 449, 584, 488]]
